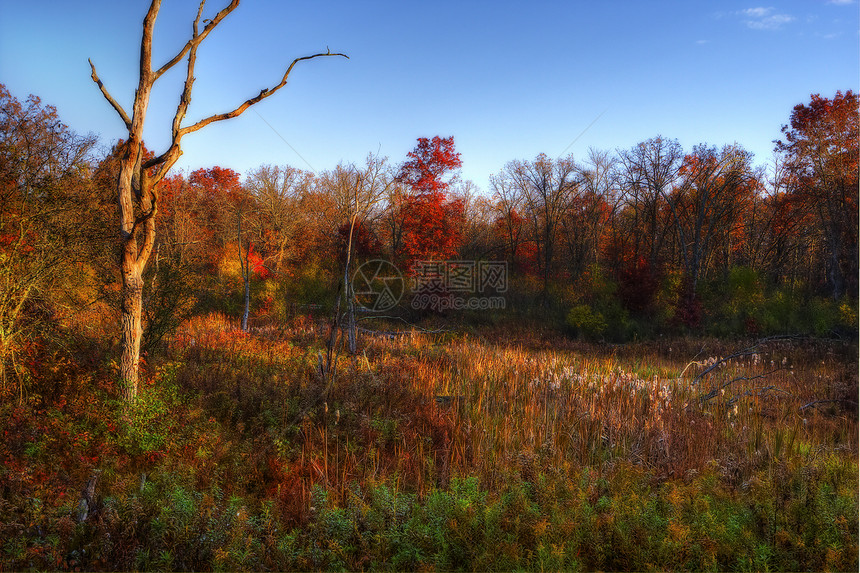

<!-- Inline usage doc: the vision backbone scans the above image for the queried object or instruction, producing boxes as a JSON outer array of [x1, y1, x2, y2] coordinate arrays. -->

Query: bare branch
[[800, 398, 858, 411], [88, 59, 132, 130], [145, 145, 183, 188], [153, 0, 241, 81], [179, 51, 348, 137], [135, 205, 158, 270], [170, 2, 204, 142], [699, 369, 782, 403], [137, 0, 160, 92]]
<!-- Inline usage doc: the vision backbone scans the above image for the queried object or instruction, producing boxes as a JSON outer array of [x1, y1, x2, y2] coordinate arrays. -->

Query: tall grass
[[1, 312, 855, 570]]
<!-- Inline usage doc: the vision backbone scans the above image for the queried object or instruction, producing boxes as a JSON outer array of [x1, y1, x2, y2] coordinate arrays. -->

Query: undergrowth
[[0, 313, 856, 571]]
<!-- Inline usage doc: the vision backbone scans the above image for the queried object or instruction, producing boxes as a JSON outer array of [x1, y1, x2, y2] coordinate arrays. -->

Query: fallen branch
[[688, 334, 804, 386], [355, 314, 452, 337], [726, 384, 792, 406], [676, 344, 707, 379], [699, 369, 783, 403], [800, 398, 858, 412]]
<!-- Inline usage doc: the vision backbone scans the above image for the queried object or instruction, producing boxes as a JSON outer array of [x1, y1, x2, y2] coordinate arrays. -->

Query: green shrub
[[838, 301, 858, 333], [805, 298, 841, 337], [567, 304, 607, 340], [115, 363, 183, 456], [286, 262, 334, 310]]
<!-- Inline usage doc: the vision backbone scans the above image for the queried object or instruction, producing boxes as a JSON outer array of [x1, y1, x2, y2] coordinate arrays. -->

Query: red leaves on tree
[[396, 136, 464, 269], [398, 136, 462, 195], [776, 90, 859, 297], [778, 91, 858, 175], [246, 243, 270, 279], [189, 166, 242, 200]]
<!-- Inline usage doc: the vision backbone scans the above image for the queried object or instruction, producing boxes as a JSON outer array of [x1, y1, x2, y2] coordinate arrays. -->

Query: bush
[[285, 262, 334, 311], [115, 363, 183, 457], [566, 305, 607, 341]]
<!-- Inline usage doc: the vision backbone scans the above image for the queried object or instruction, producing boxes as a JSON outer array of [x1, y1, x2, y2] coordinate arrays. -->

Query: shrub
[[114, 363, 183, 457], [285, 262, 334, 311], [567, 304, 607, 340]]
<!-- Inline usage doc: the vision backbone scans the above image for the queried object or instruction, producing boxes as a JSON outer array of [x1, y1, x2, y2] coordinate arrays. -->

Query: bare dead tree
[[89, 0, 346, 402], [319, 154, 394, 353]]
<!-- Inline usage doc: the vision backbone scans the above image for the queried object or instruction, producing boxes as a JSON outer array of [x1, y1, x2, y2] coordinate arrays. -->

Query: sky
[[1, 1, 857, 191]]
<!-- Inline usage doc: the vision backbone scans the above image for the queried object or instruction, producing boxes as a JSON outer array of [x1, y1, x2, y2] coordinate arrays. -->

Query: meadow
[[1, 17, 857, 570], [1, 312, 856, 571]]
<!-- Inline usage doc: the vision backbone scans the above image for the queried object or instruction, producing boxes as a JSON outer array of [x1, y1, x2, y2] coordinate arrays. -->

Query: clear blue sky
[[1, 1, 857, 189]]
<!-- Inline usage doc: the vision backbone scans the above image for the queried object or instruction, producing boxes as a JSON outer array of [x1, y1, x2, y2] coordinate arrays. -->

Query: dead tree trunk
[[344, 214, 358, 354], [88, 0, 346, 401], [239, 213, 252, 332]]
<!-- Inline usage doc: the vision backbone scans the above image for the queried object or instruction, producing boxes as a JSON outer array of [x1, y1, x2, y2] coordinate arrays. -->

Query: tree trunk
[[242, 267, 251, 331], [239, 216, 251, 332], [120, 260, 144, 402], [344, 214, 357, 354], [828, 239, 844, 300], [117, 136, 150, 403]]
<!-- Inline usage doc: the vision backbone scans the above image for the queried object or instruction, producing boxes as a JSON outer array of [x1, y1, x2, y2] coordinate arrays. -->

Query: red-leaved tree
[[396, 136, 464, 270]]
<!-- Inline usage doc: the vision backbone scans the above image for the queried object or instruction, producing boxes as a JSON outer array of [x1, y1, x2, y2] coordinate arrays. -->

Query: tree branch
[[726, 384, 792, 407], [135, 201, 158, 270], [800, 398, 858, 412], [690, 334, 802, 385], [137, 0, 160, 98], [699, 369, 782, 403], [178, 51, 348, 137], [88, 59, 132, 130], [167, 1, 206, 152], [153, 0, 240, 81]]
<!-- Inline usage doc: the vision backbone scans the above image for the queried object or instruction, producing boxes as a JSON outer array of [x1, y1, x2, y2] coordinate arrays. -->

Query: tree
[[88, 0, 346, 401], [503, 153, 579, 298], [776, 90, 859, 299], [450, 178, 494, 261], [615, 137, 684, 277], [489, 171, 525, 268], [562, 148, 620, 276], [661, 144, 757, 326], [140, 172, 204, 354], [319, 154, 393, 351], [245, 164, 310, 275], [189, 166, 260, 329], [749, 155, 818, 290], [0, 85, 97, 395], [396, 136, 464, 269]]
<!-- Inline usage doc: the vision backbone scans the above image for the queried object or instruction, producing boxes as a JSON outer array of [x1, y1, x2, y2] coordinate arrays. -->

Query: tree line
[[0, 82, 856, 398]]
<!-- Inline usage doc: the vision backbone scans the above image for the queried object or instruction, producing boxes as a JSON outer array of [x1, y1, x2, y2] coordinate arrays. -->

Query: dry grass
[[170, 313, 858, 499], [1, 312, 855, 570]]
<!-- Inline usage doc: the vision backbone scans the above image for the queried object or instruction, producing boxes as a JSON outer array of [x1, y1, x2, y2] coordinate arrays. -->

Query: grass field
[[1, 313, 857, 571]]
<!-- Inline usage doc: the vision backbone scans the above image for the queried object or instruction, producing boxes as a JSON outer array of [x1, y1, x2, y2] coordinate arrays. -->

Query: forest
[[0, 4, 858, 570]]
